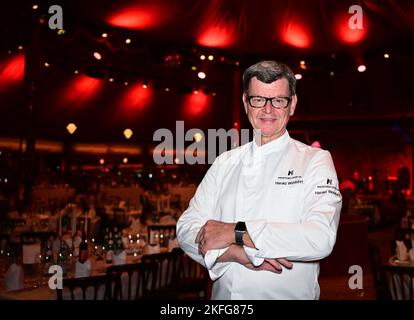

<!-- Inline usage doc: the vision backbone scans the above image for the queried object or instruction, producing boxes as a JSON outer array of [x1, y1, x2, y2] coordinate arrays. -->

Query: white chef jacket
[[177, 130, 342, 300]]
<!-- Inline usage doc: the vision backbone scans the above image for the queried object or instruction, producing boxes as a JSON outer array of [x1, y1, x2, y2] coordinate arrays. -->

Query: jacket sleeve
[[176, 160, 232, 280], [244, 150, 342, 263]]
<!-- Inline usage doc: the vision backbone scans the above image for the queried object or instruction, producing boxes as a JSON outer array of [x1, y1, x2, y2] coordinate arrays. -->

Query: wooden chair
[[106, 262, 158, 300], [368, 245, 390, 300], [147, 224, 176, 247], [175, 250, 210, 300], [56, 274, 114, 300], [141, 249, 182, 298], [383, 265, 414, 300], [20, 231, 56, 246], [112, 208, 127, 228]]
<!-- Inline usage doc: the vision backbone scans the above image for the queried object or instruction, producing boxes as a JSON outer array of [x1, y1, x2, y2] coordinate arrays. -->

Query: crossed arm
[[195, 220, 293, 273]]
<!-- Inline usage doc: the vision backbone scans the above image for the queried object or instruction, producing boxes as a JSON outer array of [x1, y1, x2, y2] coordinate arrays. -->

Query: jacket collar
[[251, 129, 290, 156]]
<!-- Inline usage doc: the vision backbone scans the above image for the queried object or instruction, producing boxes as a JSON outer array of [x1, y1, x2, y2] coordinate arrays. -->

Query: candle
[[84, 211, 88, 236], [71, 205, 76, 237]]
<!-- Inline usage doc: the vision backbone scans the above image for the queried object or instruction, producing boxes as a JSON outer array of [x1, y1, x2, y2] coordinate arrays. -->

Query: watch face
[[235, 221, 246, 232]]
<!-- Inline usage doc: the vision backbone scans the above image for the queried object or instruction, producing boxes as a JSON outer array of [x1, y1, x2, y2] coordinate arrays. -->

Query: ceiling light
[[93, 52, 102, 60], [66, 123, 77, 135], [123, 129, 133, 139], [357, 65, 366, 72]]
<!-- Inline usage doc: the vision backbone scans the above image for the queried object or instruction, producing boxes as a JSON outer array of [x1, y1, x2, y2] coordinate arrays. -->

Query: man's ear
[[289, 95, 297, 116], [242, 94, 248, 114]]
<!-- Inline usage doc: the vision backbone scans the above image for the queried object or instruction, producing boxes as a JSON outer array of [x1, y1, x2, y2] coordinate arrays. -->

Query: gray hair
[[242, 60, 296, 96]]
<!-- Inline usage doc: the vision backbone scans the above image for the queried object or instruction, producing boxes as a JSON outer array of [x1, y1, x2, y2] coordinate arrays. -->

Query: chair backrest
[[394, 227, 414, 242], [147, 224, 176, 247], [113, 208, 127, 227], [107, 262, 158, 300], [176, 251, 210, 299], [141, 249, 182, 290], [320, 215, 370, 276], [20, 232, 56, 246], [383, 265, 414, 300], [368, 245, 390, 300], [56, 274, 114, 300]]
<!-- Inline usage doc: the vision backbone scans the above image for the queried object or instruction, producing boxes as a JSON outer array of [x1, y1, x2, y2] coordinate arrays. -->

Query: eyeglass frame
[[245, 95, 292, 109]]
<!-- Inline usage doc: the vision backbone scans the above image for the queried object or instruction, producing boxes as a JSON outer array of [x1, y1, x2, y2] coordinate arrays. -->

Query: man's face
[[243, 77, 297, 144]]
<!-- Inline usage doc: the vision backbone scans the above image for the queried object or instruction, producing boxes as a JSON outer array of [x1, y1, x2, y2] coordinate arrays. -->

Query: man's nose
[[263, 100, 273, 113]]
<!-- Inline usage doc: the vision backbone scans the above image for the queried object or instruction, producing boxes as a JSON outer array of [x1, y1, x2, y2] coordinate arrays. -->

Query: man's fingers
[[275, 258, 293, 269], [264, 259, 282, 271], [195, 226, 204, 243]]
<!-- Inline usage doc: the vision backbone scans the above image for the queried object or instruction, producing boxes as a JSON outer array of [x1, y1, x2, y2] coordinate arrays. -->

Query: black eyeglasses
[[246, 95, 291, 109]]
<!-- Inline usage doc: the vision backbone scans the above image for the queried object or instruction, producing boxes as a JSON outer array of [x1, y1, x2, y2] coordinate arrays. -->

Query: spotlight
[[93, 52, 102, 60], [66, 123, 77, 135], [193, 132, 203, 142], [165, 87, 170, 92], [200, 55, 206, 60], [124, 81, 129, 86], [44, 62, 50, 67], [123, 129, 133, 139], [384, 53, 390, 59], [123, 158, 128, 164], [108, 78, 114, 82], [32, 4, 38, 10], [125, 38, 131, 44], [99, 159, 105, 165], [300, 60, 306, 69], [357, 65, 366, 72], [295, 73, 302, 80], [101, 33, 108, 38], [74, 70, 79, 74], [197, 71, 206, 79], [191, 66, 197, 71], [208, 55, 214, 61], [193, 89, 199, 95]]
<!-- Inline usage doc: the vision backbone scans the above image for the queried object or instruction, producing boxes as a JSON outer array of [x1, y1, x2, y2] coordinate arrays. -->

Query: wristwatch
[[234, 221, 247, 246]]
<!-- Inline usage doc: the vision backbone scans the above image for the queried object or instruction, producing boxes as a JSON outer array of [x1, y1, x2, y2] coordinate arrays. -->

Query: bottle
[[44, 239, 53, 264], [57, 239, 69, 275], [105, 229, 114, 264], [78, 231, 89, 264]]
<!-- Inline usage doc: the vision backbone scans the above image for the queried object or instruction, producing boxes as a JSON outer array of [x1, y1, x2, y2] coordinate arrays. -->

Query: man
[[177, 61, 342, 299]]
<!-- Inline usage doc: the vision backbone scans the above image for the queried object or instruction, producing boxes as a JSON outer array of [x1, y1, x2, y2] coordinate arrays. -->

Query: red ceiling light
[[197, 23, 235, 48], [63, 75, 102, 108], [121, 82, 153, 113], [336, 14, 367, 44], [281, 21, 312, 49], [0, 53, 25, 90], [183, 91, 210, 118], [107, 3, 173, 30]]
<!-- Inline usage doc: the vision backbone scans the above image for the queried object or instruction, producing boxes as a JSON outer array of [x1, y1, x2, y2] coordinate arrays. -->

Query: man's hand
[[195, 220, 235, 255], [217, 245, 293, 273]]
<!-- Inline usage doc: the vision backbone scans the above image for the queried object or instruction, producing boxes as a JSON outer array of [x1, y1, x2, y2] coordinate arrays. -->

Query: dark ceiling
[[0, 0, 414, 145]]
